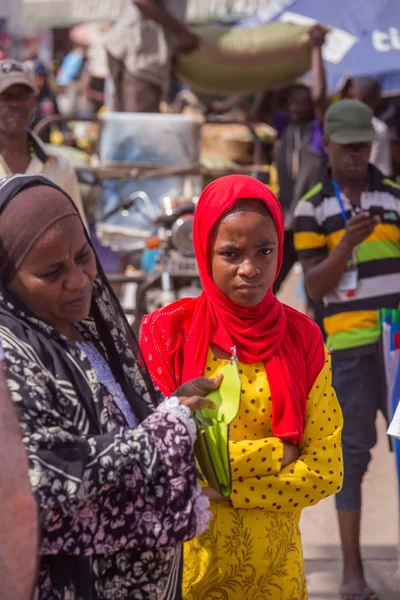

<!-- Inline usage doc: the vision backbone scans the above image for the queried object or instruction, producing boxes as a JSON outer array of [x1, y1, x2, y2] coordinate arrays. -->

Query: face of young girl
[[211, 199, 279, 307]]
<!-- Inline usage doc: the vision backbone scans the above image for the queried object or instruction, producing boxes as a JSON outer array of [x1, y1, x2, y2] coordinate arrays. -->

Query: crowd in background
[[0, 2, 399, 600]]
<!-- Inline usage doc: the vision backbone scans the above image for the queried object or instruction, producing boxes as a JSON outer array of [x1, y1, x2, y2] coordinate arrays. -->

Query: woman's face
[[9, 216, 97, 333], [211, 199, 279, 307]]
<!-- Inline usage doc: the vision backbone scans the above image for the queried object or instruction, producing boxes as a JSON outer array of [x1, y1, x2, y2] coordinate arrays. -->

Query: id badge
[[337, 267, 358, 292]]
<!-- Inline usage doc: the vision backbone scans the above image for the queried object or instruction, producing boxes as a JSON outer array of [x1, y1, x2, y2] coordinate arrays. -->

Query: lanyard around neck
[[332, 179, 361, 270], [332, 179, 349, 223], [332, 176, 368, 224]]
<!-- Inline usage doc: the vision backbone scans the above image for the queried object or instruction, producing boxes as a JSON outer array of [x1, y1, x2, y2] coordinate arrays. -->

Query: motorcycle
[[103, 190, 201, 332]]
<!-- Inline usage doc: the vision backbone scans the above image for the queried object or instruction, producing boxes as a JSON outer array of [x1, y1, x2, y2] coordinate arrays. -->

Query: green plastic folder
[[194, 348, 241, 497]]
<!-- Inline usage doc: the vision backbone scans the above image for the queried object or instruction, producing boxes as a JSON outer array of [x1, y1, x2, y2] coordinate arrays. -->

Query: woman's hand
[[282, 441, 300, 467], [175, 374, 223, 399], [178, 396, 216, 412], [202, 487, 228, 501]]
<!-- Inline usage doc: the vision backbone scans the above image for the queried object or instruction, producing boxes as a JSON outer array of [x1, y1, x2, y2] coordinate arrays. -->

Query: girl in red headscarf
[[140, 175, 343, 600]]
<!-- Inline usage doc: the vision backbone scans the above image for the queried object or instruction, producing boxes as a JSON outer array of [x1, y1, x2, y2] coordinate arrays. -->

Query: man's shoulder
[[298, 181, 325, 205], [294, 181, 327, 219], [29, 132, 74, 173], [380, 177, 400, 200], [370, 166, 400, 200], [44, 147, 76, 174]]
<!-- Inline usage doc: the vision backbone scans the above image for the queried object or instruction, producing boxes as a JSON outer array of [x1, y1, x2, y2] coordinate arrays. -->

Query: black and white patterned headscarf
[[0, 174, 158, 423]]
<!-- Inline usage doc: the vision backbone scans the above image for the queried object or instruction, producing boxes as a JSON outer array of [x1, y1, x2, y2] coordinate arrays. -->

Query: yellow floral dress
[[183, 348, 343, 600]]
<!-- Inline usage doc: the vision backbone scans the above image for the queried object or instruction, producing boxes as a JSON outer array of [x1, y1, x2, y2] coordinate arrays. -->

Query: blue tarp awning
[[239, 0, 400, 96]]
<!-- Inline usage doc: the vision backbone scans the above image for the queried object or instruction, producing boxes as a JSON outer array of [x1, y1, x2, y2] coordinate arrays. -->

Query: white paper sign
[[388, 400, 400, 439], [279, 11, 358, 64]]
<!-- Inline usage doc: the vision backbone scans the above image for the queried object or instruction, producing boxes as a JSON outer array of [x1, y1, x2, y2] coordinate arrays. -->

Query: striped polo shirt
[[294, 166, 400, 354]]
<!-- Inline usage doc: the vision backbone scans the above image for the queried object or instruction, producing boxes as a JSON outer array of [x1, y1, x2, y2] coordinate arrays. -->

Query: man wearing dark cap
[[294, 99, 400, 600], [0, 59, 86, 224]]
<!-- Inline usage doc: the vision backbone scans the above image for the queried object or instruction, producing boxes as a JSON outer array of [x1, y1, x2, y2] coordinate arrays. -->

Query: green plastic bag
[[177, 22, 311, 95], [194, 348, 241, 496]]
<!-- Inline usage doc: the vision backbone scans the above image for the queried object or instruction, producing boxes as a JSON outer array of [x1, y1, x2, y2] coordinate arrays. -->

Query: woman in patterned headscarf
[[0, 174, 214, 600]]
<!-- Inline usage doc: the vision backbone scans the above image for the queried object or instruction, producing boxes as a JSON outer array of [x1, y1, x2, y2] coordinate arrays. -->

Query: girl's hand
[[175, 374, 223, 399], [282, 441, 300, 467]]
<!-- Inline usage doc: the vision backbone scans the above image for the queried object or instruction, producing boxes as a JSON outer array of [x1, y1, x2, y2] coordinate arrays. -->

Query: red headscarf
[[141, 175, 325, 443]]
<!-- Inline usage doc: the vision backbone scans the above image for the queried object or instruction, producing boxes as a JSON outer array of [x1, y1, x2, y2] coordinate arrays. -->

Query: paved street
[[279, 269, 400, 600], [302, 413, 399, 600]]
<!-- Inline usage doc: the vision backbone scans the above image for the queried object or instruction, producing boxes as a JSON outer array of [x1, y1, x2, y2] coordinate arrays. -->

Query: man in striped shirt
[[294, 99, 400, 600]]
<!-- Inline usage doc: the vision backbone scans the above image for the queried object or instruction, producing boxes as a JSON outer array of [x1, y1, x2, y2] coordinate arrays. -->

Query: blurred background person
[[105, 0, 199, 113], [56, 44, 85, 88], [349, 77, 393, 177], [252, 25, 328, 336], [0, 59, 86, 224], [79, 23, 110, 116], [252, 25, 328, 296], [376, 96, 400, 180], [30, 61, 60, 142], [56, 45, 85, 116]]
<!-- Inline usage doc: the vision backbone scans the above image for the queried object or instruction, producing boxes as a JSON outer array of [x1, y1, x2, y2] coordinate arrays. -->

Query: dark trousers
[[273, 230, 326, 338], [333, 348, 387, 511]]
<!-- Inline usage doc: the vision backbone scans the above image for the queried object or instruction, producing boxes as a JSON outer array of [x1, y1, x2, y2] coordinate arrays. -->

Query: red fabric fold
[[141, 175, 325, 443]]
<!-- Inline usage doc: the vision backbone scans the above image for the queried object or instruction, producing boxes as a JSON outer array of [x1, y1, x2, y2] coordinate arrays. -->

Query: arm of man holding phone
[[296, 211, 379, 300]]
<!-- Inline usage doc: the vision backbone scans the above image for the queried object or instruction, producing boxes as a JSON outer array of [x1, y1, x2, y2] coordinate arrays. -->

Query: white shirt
[[0, 132, 87, 227], [370, 116, 392, 177], [86, 24, 109, 79], [105, 0, 188, 90]]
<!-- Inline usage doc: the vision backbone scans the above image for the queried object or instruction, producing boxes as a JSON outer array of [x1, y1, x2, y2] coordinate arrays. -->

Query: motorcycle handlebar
[[33, 115, 100, 138]]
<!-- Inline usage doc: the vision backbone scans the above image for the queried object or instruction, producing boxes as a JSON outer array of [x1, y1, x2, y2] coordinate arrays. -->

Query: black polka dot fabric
[[203, 348, 343, 512], [184, 349, 344, 600]]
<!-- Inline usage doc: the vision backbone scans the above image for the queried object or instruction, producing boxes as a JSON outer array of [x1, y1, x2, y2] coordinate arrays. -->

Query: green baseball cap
[[324, 99, 376, 145]]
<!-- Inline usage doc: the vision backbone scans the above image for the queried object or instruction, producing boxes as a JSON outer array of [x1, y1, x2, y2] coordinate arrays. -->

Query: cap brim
[[329, 129, 377, 145], [0, 78, 37, 96]]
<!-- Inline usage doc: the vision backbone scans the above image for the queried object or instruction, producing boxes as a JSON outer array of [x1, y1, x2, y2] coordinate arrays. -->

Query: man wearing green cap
[[294, 99, 400, 600]]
